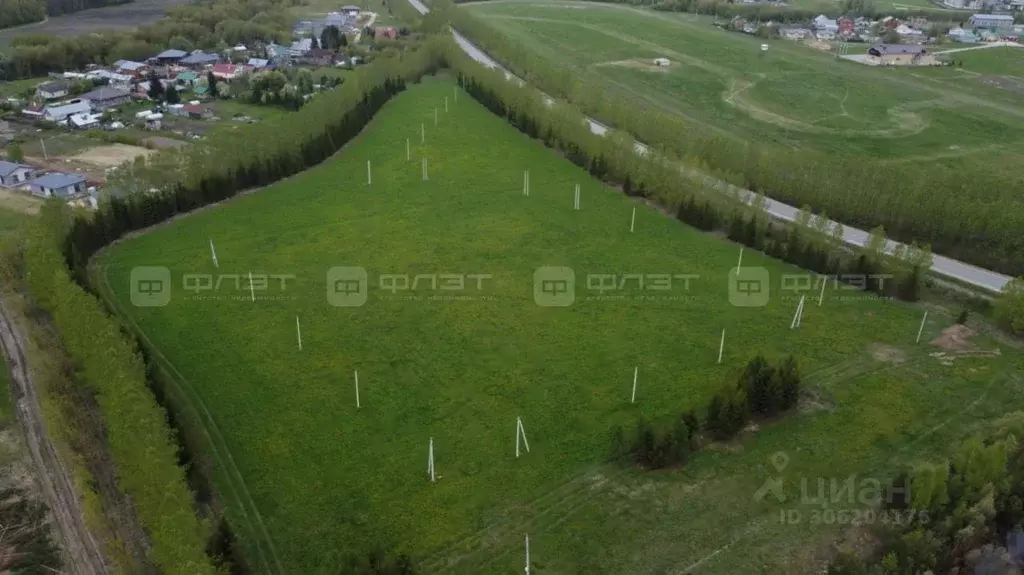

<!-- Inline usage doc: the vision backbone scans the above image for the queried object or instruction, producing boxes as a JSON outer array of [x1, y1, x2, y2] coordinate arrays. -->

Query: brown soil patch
[[870, 343, 906, 364], [597, 58, 673, 72], [930, 323, 978, 353], [68, 144, 154, 169]]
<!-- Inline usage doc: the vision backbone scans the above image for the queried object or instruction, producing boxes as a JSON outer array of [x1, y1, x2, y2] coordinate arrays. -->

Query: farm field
[[464, 1, 1024, 167], [92, 79, 1024, 573], [0, 0, 188, 46]]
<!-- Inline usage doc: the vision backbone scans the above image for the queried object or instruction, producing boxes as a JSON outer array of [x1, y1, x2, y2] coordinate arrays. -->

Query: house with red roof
[[211, 63, 254, 81]]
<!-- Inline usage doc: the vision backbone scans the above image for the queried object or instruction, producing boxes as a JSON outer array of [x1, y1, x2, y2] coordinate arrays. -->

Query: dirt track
[[0, 296, 109, 574]]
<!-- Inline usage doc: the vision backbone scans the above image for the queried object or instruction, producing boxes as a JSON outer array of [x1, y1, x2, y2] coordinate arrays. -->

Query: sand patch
[[67, 144, 155, 168], [930, 323, 978, 353]]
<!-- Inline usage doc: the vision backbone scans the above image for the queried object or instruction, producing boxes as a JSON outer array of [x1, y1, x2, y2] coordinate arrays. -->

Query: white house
[[44, 100, 92, 123], [69, 113, 102, 129], [36, 80, 70, 100], [289, 38, 313, 56], [85, 69, 133, 89], [813, 14, 839, 34], [0, 161, 35, 188]]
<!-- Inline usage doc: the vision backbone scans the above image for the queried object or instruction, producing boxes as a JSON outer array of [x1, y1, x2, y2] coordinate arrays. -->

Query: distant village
[[0, 5, 408, 211], [718, 11, 1022, 65]]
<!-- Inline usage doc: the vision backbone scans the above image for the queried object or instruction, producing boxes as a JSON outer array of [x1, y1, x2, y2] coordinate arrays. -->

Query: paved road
[[410, 0, 1014, 294]]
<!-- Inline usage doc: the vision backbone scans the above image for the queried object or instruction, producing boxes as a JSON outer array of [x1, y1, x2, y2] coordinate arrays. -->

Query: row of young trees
[[444, 34, 930, 303], [17, 42, 445, 572], [828, 420, 1024, 574], [439, 0, 1024, 277], [610, 356, 802, 470]]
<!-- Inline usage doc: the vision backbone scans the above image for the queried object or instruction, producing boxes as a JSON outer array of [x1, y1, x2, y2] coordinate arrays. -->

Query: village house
[[896, 23, 923, 37], [36, 80, 71, 100], [211, 63, 254, 81], [80, 86, 131, 110], [43, 100, 91, 123], [69, 112, 102, 129], [181, 51, 220, 68], [949, 27, 980, 42], [248, 58, 270, 70], [27, 172, 87, 198], [289, 38, 313, 57], [114, 60, 149, 78], [376, 27, 398, 39], [341, 4, 360, 17], [297, 48, 336, 67], [838, 17, 855, 36], [267, 43, 291, 63], [182, 104, 212, 119], [813, 14, 839, 34], [85, 70, 134, 90], [968, 13, 1015, 30], [155, 49, 187, 64], [0, 161, 35, 188], [781, 27, 812, 40], [175, 71, 199, 87]]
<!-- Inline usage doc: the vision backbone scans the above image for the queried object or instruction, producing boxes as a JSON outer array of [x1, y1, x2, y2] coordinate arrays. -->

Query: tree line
[[10, 40, 446, 573], [610, 355, 802, 470], [444, 36, 930, 304], [828, 421, 1024, 574], [439, 0, 1024, 278], [0, 0, 294, 79]]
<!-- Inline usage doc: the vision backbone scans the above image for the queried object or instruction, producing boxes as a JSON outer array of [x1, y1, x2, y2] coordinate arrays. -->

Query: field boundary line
[[89, 262, 284, 575]]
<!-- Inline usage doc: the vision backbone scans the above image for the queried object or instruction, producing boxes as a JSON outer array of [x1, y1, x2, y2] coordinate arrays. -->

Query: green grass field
[[465, 1, 1024, 168], [92, 78, 1024, 573]]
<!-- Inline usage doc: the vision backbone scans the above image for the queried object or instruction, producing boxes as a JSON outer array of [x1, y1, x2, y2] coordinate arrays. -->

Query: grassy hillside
[[92, 78, 1024, 573]]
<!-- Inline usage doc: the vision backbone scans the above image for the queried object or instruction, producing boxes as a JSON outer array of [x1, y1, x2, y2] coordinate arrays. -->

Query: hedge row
[[440, 39, 929, 302], [18, 42, 447, 572]]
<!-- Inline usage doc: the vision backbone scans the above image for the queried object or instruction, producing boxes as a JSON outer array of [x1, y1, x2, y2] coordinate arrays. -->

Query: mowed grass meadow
[[92, 78, 1024, 573], [466, 1, 1024, 167]]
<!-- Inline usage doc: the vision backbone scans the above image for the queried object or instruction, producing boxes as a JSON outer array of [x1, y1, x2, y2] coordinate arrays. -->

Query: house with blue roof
[[156, 49, 187, 63], [27, 172, 87, 198], [181, 51, 220, 68], [0, 161, 36, 188]]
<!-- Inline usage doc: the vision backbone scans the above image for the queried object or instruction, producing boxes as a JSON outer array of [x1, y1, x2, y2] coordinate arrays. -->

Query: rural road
[[934, 40, 1023, 54], [0, 297, 109, 574], [410, 0, 1015, 294]]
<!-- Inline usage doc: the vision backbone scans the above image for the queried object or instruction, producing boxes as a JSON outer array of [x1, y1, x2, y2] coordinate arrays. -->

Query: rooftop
[[81, 86, 130, 101], [0, 161, 29, 178], [30, 172, 86, 189], [156, 49, 187, 59]]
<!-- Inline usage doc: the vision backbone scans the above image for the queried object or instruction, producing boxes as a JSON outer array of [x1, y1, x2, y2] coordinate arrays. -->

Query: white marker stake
[[818, 277, 827, 307], [718, 329, 725, 364], [515, 416, 530, 458], [248, 271, 255, 302], [630, 206, 636, 233], [790, 296, 805, 329], [209, 239, 218, 268], [631, 366, 638, 404], [295, 316, 302, 350], [796, 295, 805, 328], [525, 534, 531, 575], [354, 370, 360, 409], [427, 438, 435, 482], [573, 184, 580, 210], [406, 138, 410, 161], [916, 310, 928, 344], [421, 123, 425, 144], [366, 160, 371, 185], [422, 157, 428, 181], [736, 247, 744, 273]]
